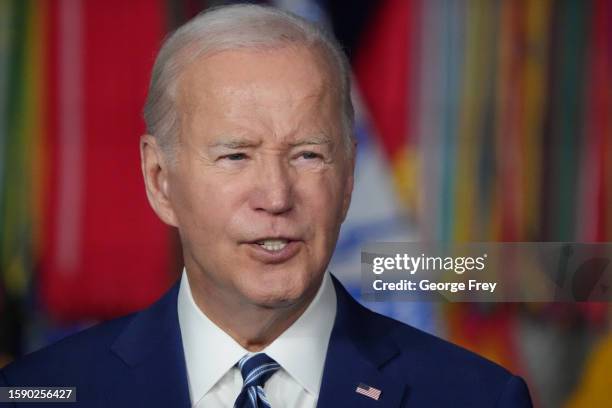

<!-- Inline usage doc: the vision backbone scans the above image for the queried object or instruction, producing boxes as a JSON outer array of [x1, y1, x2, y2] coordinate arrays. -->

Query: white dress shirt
[[177, 269, 337, 408]]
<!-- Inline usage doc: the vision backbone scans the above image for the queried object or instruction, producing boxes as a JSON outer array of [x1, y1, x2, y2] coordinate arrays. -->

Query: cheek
[[298, 171, 346, 228], [173, 173, 247, 236]]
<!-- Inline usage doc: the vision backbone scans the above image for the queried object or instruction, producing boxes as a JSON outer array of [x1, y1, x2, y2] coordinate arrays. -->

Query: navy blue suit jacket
[[1, 275, 532, 407]]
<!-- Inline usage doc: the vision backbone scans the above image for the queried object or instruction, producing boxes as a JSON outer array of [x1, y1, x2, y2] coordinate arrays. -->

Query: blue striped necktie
[[234, 353, 280, 408]]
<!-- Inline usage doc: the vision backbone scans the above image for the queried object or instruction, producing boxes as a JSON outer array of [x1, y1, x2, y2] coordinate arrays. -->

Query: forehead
[[182, 44, 329, 83], [178, 44, 333, 93], [175, 46, 340, 135]]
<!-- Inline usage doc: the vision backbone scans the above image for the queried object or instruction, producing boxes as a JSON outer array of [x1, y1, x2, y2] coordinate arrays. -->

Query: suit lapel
[[107, 281, 191, 407], [317, 276, 408, 408]]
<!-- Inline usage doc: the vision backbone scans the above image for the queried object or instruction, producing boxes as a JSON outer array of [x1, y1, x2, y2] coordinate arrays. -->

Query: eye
[[223, 153, 247, 161], [299, 151, 321, 160]]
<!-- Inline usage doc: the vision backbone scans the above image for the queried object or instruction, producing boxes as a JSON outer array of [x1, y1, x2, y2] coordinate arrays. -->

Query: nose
[[249, 156, 294, 215]]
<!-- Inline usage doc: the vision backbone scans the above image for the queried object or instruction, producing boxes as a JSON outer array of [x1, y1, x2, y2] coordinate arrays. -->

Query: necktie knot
[[234, 353, 280, 408]]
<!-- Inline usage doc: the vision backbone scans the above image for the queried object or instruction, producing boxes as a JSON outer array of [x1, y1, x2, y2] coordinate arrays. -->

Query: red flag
[[354, 0, 416, 159], [41, 0, 174, 322]]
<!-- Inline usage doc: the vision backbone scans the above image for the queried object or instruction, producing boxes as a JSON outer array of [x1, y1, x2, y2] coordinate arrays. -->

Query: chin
[[241, 275, 312, 308]]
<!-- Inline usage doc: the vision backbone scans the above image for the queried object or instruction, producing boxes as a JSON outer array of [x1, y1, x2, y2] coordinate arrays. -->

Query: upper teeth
[[258, 239, 288, 251]]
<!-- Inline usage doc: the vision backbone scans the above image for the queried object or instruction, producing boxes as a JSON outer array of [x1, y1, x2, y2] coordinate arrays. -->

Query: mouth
[[256, 238, 290, 252], [244, 237, 302, 264]]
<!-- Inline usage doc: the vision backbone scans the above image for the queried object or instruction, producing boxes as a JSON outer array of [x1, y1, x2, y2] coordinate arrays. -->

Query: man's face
[[163, 46, 354, 309]]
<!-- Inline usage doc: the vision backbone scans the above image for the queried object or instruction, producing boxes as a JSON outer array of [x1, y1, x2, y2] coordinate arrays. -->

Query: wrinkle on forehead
[[175, 45, 342, 147], [179, 45, 329, 95]]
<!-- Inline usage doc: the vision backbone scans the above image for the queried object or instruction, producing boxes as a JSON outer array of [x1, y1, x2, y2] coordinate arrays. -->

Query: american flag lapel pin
[[355, 383, 382, 401]]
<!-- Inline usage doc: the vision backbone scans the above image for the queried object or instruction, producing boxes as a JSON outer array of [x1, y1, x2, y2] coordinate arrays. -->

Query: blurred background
[[0, 0, 610, 406]]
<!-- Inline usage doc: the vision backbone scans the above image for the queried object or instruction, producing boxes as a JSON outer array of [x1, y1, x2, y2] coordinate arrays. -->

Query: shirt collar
[[177, 270, 247, 404], [264, 271, 336, 395], [178, 269, 337, 402]]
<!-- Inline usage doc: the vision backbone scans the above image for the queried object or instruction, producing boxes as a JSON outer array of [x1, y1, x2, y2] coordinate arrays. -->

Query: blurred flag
[[0, 0, 46, 359], [39, 0, 174, 321], [353, 0, 419, 216]]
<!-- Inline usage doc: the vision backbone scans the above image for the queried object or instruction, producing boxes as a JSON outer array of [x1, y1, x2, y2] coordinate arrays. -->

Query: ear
[[140, 134, 179, 227], [340, 141, 357, 222]]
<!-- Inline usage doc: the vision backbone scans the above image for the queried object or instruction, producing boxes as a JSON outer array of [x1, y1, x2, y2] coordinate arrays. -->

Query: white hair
[[143, 4, 354, 161]]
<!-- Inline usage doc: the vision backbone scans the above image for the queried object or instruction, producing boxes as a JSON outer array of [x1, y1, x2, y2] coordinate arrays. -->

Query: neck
[[185, 265, 320, 352]]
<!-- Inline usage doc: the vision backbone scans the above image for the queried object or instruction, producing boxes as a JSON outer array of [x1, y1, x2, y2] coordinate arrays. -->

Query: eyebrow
[[209, 135, 333, 149], [208, 138, 261, 149], [288, 135, 333, 147]]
